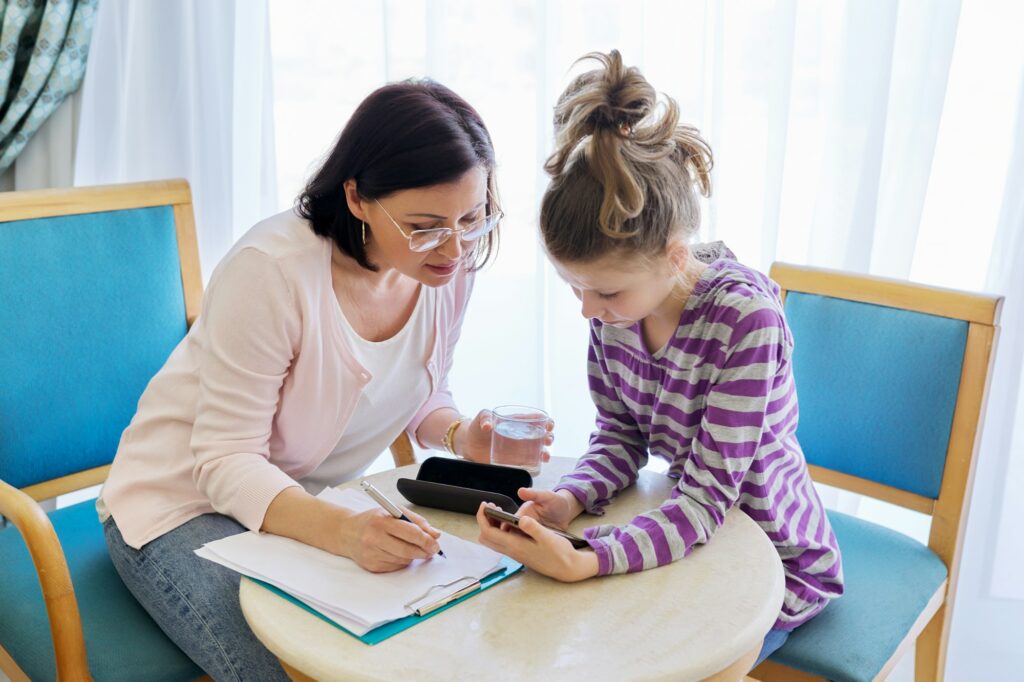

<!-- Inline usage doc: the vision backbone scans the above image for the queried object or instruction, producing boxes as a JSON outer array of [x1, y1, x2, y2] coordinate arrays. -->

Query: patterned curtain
[[0, 0, 97, 175]]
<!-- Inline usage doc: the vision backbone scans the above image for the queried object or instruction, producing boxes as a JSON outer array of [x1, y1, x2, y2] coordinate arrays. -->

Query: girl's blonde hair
[[540, 50, 713, 263]]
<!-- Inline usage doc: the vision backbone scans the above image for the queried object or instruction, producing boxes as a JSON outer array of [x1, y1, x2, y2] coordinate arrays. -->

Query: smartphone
[[483, 507, 590, 549]]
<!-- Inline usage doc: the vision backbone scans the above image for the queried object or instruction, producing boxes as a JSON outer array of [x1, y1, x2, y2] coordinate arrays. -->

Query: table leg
[[703, 641, 760, 682], [280, 658, 317, 682]]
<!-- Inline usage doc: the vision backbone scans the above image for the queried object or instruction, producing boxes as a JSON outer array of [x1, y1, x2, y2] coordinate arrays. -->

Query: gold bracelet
[[442, 417, 465, 457]]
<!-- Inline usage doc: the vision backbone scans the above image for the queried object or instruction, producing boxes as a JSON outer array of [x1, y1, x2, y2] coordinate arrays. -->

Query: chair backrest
[[0, 180, 202, 501], [771, 263, 1000, 565]]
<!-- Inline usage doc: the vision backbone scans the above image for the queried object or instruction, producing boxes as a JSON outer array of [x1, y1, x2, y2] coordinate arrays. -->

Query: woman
[[100, 79, 546, 679]]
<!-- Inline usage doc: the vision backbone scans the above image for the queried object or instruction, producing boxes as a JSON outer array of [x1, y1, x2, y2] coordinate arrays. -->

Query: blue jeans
[[104, 514, 289, 681], [754, 627, 791, 667]]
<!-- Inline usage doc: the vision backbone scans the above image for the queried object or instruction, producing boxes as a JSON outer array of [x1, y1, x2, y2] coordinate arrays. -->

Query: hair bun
[[552, 50, 656, 143]]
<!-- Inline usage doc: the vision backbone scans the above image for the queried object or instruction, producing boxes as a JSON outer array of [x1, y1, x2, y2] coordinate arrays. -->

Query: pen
[[360, 480, 446, 558]]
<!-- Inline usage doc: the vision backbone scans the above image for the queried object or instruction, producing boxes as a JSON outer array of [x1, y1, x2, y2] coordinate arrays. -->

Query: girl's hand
[[515, 488, 583, 530], [457, 409, 556, 464], [338, 507, 441, 573], [475, 502, 599, 582]]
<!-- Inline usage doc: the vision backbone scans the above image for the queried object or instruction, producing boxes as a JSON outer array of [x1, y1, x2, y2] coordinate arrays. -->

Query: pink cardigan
[[100, 209, 474, 549]]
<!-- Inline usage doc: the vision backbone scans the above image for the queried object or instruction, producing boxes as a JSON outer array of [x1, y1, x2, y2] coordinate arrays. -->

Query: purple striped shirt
[[554, 255, 844, 630]]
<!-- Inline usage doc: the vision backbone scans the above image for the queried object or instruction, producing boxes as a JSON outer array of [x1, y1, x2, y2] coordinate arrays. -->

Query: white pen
[[360, 480, 446, 558]]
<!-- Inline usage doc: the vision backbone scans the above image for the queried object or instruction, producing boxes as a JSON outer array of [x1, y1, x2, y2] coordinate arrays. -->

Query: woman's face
[[346, 167, 489, 286]]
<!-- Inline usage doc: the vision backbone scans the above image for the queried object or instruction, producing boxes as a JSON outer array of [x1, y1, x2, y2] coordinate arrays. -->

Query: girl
[[101, 79, 551, 680], [476, 51, 843, 668]]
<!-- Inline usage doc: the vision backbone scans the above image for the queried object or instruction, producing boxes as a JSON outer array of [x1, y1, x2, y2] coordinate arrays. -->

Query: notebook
[[196, 487, 522, 643]]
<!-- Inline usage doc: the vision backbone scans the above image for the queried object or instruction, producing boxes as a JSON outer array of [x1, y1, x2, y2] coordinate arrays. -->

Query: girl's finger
[[515, 515, 547, 542]]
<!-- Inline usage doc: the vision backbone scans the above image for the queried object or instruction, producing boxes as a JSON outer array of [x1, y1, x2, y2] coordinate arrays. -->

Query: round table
[[240, 457, 784, 681]]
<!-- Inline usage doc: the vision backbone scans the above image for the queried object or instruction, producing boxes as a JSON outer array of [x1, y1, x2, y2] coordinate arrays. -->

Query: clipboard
[[250, 556, 522, 645]]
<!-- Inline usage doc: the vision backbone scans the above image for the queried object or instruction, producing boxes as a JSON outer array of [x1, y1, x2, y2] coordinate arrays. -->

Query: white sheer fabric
[[0, 90, 81, 192], [73, 0, 278, 280]]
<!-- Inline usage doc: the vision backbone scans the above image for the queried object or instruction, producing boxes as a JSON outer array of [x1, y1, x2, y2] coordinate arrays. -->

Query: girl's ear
[[666, 239, 690, 274], [342, 179, 369, 222]]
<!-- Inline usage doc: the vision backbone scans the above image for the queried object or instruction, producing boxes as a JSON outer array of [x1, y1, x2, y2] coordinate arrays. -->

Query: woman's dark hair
[[540, 50, 712, 264], [297, 79, 499, 271]]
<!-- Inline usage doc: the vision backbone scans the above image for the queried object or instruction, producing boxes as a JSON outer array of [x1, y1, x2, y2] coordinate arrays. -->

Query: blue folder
[[251, 557, 523, 645]]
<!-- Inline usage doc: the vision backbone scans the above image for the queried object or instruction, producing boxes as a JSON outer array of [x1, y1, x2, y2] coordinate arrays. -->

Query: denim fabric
[[104, 514, 289, 681], [755, 627, 791, 668]]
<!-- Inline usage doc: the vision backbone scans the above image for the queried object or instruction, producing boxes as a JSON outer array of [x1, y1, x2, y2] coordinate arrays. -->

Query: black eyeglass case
[[396, 456, 533, 515]]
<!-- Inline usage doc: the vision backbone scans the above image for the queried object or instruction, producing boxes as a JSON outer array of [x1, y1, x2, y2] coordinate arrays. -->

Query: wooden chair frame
[[751, 263, 1002, 682], [0, 181, 206, 681]]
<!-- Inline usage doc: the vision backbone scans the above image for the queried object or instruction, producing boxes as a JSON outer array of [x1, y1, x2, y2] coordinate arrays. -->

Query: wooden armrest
[[0, 479, 90, 680]]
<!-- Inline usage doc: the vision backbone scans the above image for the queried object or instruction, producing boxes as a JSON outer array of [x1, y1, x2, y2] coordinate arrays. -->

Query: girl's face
[[345, 167, 489, 286], [551, 251, 681, 328]]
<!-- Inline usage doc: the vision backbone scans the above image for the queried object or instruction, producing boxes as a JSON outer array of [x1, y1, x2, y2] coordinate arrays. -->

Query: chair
[[0, 181, 207, 681], [750, 264, 1001, 682], [389, 432, 417, 467], [0, 179, 419, 681]]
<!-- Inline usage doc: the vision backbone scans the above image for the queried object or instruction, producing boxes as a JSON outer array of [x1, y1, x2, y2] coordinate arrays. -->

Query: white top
[[299, 285, 434, 494]]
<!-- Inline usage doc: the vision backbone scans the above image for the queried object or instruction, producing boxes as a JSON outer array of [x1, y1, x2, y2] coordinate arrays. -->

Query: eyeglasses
[[373, 198, 503, 253]]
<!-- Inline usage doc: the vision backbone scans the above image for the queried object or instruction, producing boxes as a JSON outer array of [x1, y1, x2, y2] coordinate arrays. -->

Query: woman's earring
[[361, 221, 366, 245]]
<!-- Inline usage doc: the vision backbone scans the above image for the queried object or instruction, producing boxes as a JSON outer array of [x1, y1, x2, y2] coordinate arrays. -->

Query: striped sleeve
[[584, 306, 788, 575], [553, 323, 649, 515]]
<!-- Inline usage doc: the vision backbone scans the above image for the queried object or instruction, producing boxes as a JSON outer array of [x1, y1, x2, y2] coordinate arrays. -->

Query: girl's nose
[[580, 291, 602, 320]]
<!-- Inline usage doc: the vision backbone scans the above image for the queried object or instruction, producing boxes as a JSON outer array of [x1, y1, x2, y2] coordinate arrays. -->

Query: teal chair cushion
[[0, 500, 202, 681], [784, 292, 967, 498], [770, 510, 948, 682]]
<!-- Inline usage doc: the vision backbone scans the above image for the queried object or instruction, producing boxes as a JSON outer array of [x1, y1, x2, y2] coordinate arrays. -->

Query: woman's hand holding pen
[[456, 409, 556, 463], [515, 488, 583, 530], [339, 507, 442, 573], [475, 502, 599, 582]]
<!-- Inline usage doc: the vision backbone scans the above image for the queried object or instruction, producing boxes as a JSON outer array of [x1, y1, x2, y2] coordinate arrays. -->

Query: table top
[[240, 457, 784, 682]]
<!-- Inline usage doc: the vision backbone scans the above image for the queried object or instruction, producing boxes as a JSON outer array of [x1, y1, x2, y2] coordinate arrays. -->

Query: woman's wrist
[[263, 487, 356, 557], [443, 416, 465, 457], [325, 503, 360, 557], [452, 418, 469, 458]]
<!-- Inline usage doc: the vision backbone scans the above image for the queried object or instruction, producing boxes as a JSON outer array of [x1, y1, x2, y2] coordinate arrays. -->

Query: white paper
[[196, 487, 504, 633]]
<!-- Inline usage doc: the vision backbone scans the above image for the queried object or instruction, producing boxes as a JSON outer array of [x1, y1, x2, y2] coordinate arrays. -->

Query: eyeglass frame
[[372, 193, 503, 253]]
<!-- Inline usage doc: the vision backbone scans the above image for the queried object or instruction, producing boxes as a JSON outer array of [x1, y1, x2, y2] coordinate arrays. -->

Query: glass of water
[[490, 405, 548, 476]]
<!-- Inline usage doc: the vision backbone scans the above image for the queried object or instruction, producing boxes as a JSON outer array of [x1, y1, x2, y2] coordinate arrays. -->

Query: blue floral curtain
[[0, 0, 97, 175]]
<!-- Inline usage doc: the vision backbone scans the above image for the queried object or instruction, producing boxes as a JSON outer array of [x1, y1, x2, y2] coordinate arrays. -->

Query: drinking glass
[[490, 405, 548, 476]]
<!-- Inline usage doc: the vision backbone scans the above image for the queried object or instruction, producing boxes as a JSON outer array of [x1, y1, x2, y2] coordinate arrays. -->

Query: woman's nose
[[438, 232, 464, 260]]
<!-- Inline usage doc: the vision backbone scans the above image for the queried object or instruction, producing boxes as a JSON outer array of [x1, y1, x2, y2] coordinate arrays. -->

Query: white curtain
[[0, 90, 82, 192], [74, 0, 278, 281]]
